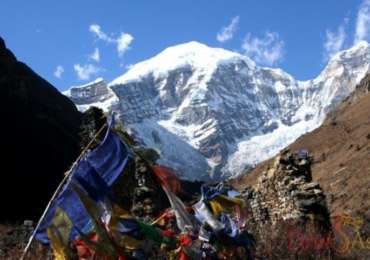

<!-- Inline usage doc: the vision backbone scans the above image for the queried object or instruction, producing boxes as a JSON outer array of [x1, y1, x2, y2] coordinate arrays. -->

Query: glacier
[[64, 41, 370, 181]]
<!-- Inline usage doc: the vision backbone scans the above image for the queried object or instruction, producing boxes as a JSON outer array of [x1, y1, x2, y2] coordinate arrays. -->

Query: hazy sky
[[1, 0, 369, 91]]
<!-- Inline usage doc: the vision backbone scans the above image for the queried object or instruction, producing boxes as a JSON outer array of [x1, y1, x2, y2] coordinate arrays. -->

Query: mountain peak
[[351, 40, 370, 50], [163, 41, 212, 52], [109, 41, 253, 86], [316, 41, 370, 84], [159, 41, 237, 57], [330, 40, 369, 63]]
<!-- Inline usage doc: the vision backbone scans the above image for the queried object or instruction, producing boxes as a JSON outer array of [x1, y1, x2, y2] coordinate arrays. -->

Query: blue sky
[[1, 0, 369, 91]]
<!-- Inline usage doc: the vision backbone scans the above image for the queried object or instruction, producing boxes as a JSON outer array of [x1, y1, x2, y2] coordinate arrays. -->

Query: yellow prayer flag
[[47, 207, 73, 260], [208, 195, 245, 216]]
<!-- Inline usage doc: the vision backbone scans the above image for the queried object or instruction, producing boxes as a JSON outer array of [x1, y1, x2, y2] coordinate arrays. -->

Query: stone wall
[[241, 149, 331, 232]]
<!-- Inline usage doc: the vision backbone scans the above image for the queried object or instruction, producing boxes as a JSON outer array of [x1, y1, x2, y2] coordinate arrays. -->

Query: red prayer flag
[[151, 165, 181, 193], [178, 234, 192, 246], [179, 249, 191, 260]]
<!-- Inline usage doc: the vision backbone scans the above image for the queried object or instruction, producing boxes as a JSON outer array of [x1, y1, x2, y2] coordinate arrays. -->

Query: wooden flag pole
[[21, 122, 107, 260]]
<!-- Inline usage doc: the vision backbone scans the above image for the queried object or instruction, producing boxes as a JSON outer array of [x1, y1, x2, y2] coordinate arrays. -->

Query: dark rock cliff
[[0, 37, 82, 220]]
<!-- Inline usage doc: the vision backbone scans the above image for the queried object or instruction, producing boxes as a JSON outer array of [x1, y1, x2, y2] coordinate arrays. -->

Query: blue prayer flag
[[74, 159, 110, 202], [35, 118, 130, 244], [86, 118, 130, 186], [35, 183, 93, 244]]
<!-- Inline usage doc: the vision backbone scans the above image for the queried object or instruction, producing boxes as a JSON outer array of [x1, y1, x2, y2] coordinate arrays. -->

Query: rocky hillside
[[290, 74, 370, 220], [0, 37, 82, 220], [236, 73, 370, 229], [65, 41, 370, 181]]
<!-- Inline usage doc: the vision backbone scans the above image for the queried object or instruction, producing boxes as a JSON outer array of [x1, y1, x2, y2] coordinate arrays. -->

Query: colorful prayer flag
[[35, 117, 130, 245]]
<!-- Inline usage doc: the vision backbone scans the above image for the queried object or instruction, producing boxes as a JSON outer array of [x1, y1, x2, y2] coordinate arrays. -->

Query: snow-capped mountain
[[64, 41, 370, 181]]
